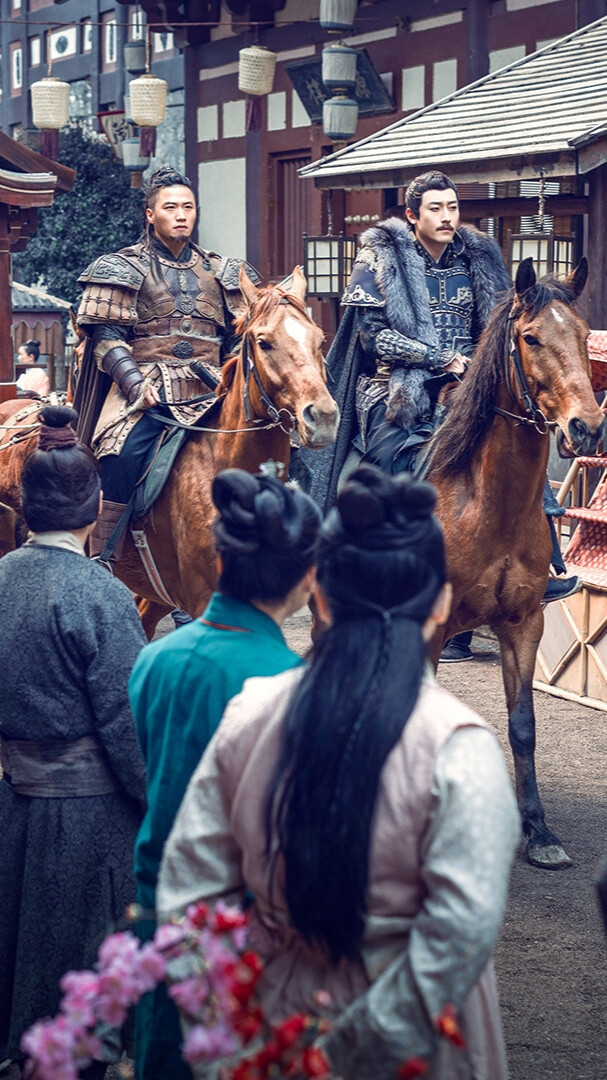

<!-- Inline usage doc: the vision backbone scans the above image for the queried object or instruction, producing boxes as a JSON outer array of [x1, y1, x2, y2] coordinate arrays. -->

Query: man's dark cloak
[[303, 221, 511, 514]]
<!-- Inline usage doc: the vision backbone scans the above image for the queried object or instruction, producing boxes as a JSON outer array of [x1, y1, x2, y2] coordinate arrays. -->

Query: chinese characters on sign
[[286, 49, 396, 123]]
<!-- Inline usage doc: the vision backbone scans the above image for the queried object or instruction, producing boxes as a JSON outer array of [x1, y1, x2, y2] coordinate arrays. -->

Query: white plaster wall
[[197, 158, 247, 257]]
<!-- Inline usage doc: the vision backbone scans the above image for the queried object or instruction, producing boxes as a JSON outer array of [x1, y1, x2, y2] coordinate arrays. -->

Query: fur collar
[[358, 219, 511, 346]]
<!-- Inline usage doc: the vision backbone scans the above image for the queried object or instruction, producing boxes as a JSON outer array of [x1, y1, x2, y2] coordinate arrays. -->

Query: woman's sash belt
[[0, 735, 122, 797]]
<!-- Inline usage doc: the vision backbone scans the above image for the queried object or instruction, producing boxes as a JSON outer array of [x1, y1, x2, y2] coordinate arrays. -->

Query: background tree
[[13, 124, 145, 305]]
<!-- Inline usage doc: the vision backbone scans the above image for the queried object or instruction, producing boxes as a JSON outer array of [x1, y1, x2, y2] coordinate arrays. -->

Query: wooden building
[[0, 131, 75, 401], [125, 0, 607, 337], [301, 12, 607, 329], [12, 281, 73, 392]]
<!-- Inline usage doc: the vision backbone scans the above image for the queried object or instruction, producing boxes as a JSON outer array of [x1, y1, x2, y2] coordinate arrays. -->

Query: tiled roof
[[11, 280, 72, 312], [300, 16, 607, 187]]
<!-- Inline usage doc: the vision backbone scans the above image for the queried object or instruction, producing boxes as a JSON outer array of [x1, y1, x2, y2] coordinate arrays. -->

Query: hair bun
[[213, 468, 318, 555], [326, 466, 438, 552], [37, 405, 78, 452], [38, 405, 78, 429]]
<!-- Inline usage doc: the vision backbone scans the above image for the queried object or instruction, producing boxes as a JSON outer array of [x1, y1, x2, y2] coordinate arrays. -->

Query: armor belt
[[356, 374, 389, 452], [0, 734, 122, 797], [133, 316, 219, 338]]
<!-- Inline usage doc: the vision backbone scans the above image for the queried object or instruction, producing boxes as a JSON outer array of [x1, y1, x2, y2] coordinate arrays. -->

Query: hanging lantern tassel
[[245, 96, 262, 133], [139, 127, 157, 156], [40, 130, 60, 159]]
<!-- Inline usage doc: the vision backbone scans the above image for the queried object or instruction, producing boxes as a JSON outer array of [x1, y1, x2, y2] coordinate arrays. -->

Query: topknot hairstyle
[[21, 406, 101, 533], [212, 468, 321, 603], [405, 170, 458, 220], [318, 464, 446, 622], [20, 339, 41, 361], [145, 164, 195, 208]]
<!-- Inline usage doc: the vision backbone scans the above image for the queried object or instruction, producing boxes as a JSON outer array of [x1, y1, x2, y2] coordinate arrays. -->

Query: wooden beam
[[0, 205, 16, 399], [466, 0, 489, 84], [459, 195, 589, 220], [587, 163, 607, 329], [0, 169, 57, 209], [0, 131, 75, 194]]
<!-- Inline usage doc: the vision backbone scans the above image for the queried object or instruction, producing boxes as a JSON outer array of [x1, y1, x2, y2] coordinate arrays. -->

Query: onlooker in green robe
[[128, 467, 321, 1080]]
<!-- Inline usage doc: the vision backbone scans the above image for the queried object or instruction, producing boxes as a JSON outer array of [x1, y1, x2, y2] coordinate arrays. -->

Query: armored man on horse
[[73, 164, 259, 557]]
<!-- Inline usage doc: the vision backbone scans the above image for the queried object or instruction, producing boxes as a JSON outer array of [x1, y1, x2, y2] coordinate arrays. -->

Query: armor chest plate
[[425, 258, 474, 355], [137, 254, 226, 329]]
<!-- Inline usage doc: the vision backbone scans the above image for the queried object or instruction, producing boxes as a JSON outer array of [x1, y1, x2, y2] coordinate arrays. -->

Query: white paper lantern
[[320, 0, 358, 32], [323, 94, 358, 140], [121, 137, 150, 171], [322, 43, 358, 92], [129, 73, 168, 128], [238, 45, 277, 96], [31, 76, 70, 131], [124, 40, 147, 76]]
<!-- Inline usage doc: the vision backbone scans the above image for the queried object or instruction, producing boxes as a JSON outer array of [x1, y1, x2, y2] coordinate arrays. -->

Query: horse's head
[[237, 266, 339, 449], [512, 257, 604, 456]]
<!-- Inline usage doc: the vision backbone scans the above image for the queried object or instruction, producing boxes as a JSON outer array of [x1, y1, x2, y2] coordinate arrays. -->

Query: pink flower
[[209, 900, 248, 934], [21, 1016, 81, 1080], [134, 943, 167, 994], [168, 976, 209, 1017], [182, 1022, 239, 1064], [97, 932, 140, 971], [153, 922, 188, 954], [59, 972, 100, 1028]]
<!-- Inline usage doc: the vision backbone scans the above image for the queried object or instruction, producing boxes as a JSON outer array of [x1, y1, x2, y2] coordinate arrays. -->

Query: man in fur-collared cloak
[[306, 171, 580, 662], [307, 172, 510, 517]]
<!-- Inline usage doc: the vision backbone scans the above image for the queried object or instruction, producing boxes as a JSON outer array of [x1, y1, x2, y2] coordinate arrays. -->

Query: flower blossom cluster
[[21, 901, 331, 1080], [21, 899, 466, 1080]]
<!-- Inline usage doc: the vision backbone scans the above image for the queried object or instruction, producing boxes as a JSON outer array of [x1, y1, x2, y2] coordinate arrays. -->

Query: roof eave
[[309, 149, 579, 190]]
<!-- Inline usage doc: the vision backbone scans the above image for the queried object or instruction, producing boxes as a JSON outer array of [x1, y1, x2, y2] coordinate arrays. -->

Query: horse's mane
[[218, 286, 311, 395], [429, 274, 581, 478]]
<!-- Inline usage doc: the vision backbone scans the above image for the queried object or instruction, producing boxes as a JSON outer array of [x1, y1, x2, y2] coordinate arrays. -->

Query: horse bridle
[[240, 321, 297, 434], [493, 308, 556, 435], [149, 296, 300, 437]]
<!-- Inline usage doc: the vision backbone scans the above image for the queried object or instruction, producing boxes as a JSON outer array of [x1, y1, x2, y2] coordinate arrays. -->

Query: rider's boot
[[89, 500, 128, 563]]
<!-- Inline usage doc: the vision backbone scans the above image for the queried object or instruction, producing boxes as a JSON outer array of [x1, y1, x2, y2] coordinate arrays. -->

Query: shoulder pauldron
[[211, 254, 261, 290], [78, 253, 146, 292]]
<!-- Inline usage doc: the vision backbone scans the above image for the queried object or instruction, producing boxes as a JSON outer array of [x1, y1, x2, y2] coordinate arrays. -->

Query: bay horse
[[0, 267, 339, 638], [426, 256, 604, 869], [122, 266, 338, 635]]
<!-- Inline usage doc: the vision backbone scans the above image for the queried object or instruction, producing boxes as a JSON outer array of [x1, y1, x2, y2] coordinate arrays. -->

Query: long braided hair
[[265, 464, 447, 962]]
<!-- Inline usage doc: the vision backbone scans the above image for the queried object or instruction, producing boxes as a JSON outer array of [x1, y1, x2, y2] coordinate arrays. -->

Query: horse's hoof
[[526, 843, 573, 870]]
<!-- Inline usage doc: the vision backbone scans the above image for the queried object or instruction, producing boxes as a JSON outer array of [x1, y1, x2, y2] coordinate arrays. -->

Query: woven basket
[[238, 45, 277, 96], [31, 77, 70, 131], [129, 73, 168, 128]]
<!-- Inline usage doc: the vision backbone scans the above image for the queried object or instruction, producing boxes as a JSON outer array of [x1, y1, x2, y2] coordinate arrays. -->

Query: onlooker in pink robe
[[159, 465, 520, 1080]]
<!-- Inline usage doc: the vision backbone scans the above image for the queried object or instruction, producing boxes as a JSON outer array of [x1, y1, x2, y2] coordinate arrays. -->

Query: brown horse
[[0, 269, 337, 637], [0, 269, 338, 636], [425, 256, 604, 869], [120, 266, 338, 634]]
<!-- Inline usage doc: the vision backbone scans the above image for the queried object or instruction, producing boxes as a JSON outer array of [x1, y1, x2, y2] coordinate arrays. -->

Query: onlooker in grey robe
[[0, 405, 146, 1077]]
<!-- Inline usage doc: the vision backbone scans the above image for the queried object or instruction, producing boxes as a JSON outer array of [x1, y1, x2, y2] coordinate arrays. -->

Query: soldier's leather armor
[[77, 237, 259, 457]]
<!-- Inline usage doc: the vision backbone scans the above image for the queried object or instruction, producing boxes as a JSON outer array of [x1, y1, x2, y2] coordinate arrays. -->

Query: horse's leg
[[496, 611, 572, 869], [137, 597, 174, 641]]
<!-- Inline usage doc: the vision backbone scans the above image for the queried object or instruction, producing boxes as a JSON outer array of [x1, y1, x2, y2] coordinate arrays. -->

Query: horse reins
[[493, 309, 556, 435], [150, 295, 301, 437]]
